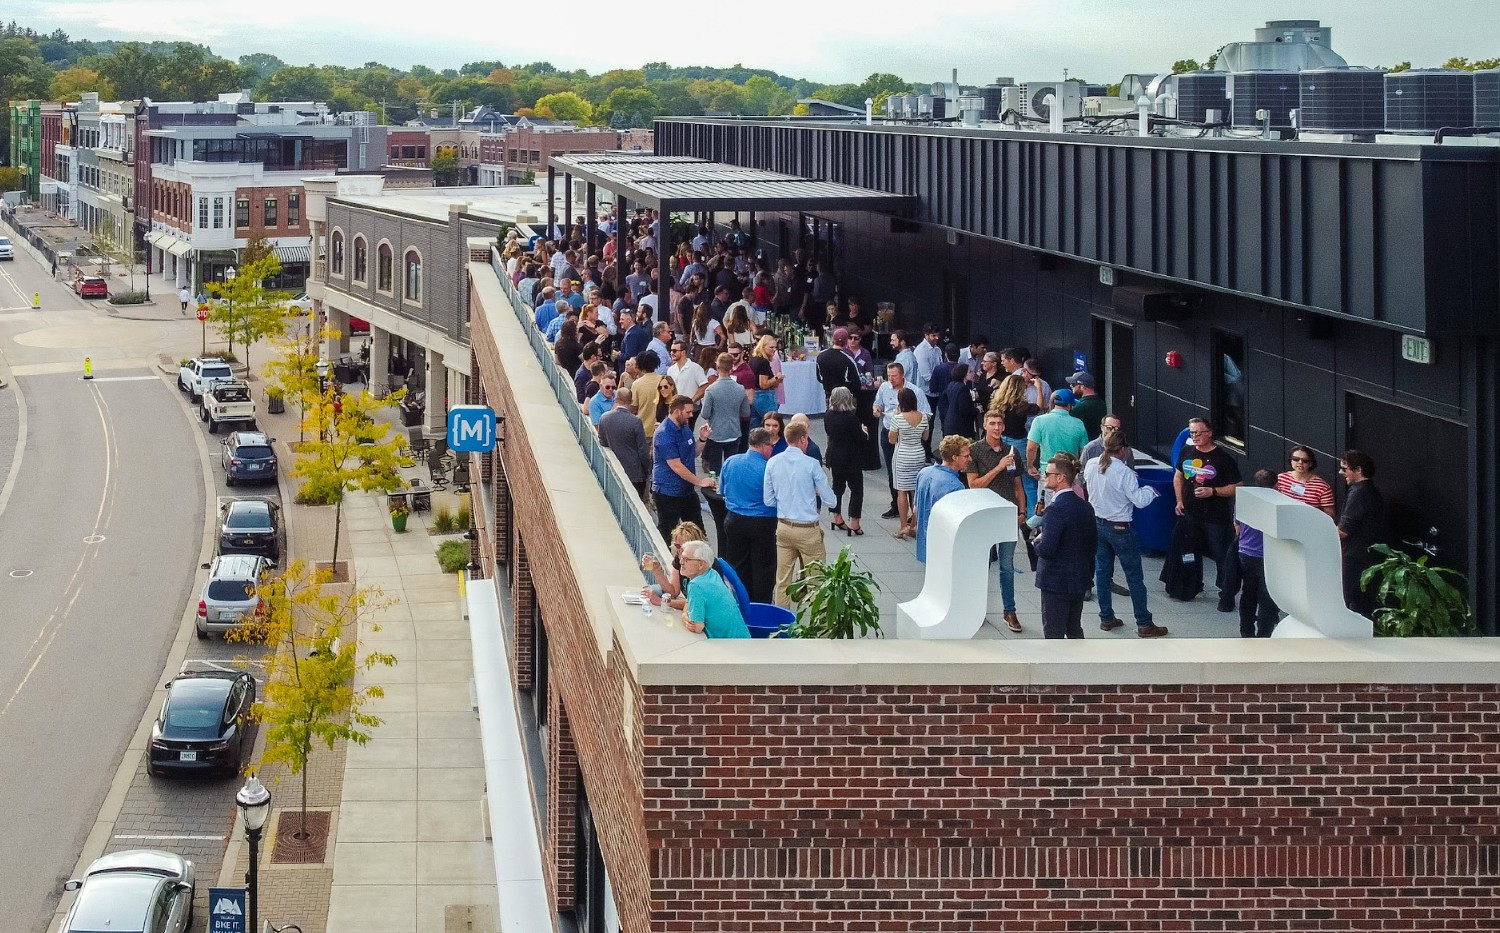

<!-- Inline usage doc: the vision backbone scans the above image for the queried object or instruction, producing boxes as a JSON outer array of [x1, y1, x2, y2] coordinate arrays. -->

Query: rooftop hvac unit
[[1083, 97, 1137, 117], [1176, 72, 1230, 123], [1230, 71, 1299, 129], [1021, 81, 1082, 121], [979, 84, 1006, 121], [1471, 67, 1500, 126], [1001, 85, 1024, 118], [1384, 69, 1475, 134], [1299, 68, 1385, 134], [957, 95, 984, 126]]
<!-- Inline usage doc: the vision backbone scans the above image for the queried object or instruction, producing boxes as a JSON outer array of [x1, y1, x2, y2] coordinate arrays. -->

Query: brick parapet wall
[[637, 682, 1500, 931]]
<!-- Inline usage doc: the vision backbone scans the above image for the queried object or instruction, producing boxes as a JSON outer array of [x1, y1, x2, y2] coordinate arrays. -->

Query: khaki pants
[[774, 521, 825, 607]]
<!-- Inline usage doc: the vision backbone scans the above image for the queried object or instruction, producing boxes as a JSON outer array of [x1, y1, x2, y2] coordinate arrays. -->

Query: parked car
[[60, 849, 195, 933], [220, 431, 277, 486], [73, 274, 108, 298], [218, 498, 280, 561], [148, 669, 256, 777], [195, 553, 271, 640], [178, 357, 235, 402], [0, 235, 13, 260], [201, 380, 255, 433]]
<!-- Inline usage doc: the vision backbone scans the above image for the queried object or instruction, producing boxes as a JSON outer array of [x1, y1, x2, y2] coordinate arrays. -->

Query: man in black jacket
[[816, 327, 861, 400], [1034, 454, 1097, 639]]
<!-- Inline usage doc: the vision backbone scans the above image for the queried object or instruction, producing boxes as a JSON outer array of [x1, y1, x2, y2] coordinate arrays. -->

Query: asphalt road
[[0, 244, 206, 932]]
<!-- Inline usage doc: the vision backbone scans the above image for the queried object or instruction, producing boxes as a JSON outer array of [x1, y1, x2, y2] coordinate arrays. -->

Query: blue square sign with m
[[448, 405, 498, 453], [208, 887, 247, 933]]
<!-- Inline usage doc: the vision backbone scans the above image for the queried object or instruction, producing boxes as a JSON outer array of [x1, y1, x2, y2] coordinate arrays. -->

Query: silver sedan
[[61, 848, 196, 933]]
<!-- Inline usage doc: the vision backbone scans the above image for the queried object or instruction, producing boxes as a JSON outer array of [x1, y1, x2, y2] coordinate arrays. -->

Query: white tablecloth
[[778, 359, 825, 415]]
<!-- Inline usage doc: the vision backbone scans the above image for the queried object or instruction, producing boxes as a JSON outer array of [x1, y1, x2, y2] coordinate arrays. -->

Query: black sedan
[[148, 670, 256, 777], [218, 498, 280, 561]]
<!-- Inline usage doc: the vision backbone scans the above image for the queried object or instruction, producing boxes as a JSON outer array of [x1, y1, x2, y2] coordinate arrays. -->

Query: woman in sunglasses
[[1276, 446, 1336, 518]]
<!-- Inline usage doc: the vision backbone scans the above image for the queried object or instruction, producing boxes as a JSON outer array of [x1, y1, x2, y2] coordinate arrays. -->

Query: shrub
[[107, 291, 148, 305], [432, 506, 456, 533], [294, 482, 340, 505], [455, 503, 471, 530], [436, 540, 470, 573], [205, 349, 239, 363]]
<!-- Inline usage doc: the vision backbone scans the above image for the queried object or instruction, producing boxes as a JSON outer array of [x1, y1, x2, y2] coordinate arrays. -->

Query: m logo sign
[[447, 405, 498, 453], [207, 887, 247, 933]]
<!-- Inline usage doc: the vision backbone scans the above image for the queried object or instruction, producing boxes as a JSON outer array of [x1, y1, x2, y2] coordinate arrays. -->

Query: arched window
[[377, 242, 393, 292], [353, 236, 367, 282], [403, 250, 422, 302], [330, 230, 345, 276]]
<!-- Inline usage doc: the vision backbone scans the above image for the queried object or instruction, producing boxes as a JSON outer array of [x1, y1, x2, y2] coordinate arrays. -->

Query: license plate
[[180, 750, 197, 762], [248, 463, 263, 471], [243, 538, 257, 545], [221, 612, 241, 622]]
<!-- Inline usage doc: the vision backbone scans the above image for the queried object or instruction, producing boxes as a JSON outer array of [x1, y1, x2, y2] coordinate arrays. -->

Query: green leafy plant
[[783, 547, 882, 639], [1361, 544, 1475, 637], [436, 540, 470, 573], [107, 291, 148, 305], [431, 505, 456, 533]]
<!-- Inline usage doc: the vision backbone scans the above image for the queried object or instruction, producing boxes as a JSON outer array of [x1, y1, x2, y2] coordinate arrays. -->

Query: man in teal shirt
[[1027, 388, 1088, 490], [680, 540, 750, 639]]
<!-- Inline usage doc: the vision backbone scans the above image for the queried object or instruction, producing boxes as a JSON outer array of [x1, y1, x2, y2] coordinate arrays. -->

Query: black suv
[[220, 431, 277, 486], [148, 669, 256, 777], [218, 498, 280, 561]]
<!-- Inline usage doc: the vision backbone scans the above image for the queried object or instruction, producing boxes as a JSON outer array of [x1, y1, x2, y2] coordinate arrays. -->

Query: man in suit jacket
[[1033, 453, 1097, 639], [816, 327, 862, 400]]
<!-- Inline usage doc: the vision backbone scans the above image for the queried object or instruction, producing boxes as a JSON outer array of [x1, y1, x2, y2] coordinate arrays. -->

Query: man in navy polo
[[652, 395, 715, 542], [718, 427, 778, 603]]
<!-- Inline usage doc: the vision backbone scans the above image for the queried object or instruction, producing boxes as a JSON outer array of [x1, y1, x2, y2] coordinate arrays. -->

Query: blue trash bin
[[1132, 464, 1177, 555], [745, 603, 796, 639]]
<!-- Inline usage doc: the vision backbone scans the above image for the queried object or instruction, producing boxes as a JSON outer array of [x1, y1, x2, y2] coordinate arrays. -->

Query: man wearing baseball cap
[[1066, 372, 1107, 440], [1027, 388, 1089, 490]]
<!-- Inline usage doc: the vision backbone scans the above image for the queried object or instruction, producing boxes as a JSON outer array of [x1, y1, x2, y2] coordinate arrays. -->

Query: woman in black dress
[[823, 387, 868, 535]]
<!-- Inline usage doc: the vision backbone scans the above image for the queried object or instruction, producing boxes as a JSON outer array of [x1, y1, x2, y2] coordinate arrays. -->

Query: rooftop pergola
[[543, 154, 916, 322]]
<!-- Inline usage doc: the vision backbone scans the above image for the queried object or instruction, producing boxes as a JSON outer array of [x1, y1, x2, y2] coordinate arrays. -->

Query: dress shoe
[[1099, 618, 1125, 632], [1217, 600, 1236, 613], [881, 507, 899, 520], [1137, 624, 1170, 638]]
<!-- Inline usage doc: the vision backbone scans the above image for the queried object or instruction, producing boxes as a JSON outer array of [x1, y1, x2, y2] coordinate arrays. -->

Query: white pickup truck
[[178, 357, 235, 402], [201, 381, 256, 434]]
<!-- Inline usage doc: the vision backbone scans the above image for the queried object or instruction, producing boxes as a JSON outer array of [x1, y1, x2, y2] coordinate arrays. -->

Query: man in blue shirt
[[533, 286, 559, 333], [914, 436, 971, 563], [679, 540, 750, 639], [652, 395, 714, 543], [763, 420, 836, 607], [719, 427, 778, 603]]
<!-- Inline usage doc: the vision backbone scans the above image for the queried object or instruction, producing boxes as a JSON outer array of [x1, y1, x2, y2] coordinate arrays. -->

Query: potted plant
[[266, 385, 286, 414], [388, 494, 410, 533], [782, 547, 882, 639], [1361, 544, 1475, 636]]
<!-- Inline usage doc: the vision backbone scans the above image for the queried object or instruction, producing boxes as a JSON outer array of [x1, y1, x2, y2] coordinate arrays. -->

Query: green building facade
[[9, 99, 42, 201]]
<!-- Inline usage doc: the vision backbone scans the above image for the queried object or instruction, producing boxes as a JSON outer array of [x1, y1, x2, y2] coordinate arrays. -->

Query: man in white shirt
[[666, 340, 708, 409], [912, 323, 944, 406], [871, 360, 931, 519], [763, 420, 836, 607], [1081, 430, 1168, 638]]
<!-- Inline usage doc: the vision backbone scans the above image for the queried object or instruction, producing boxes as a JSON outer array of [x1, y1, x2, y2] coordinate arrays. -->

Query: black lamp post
[[236, 773, 271, 933], [224, 265, 237, 356], [315, 358, 330, 441]]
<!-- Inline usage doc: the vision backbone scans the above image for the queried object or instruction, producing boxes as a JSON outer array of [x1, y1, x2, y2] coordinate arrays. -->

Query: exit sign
[[1400, 335, 1433, 365]]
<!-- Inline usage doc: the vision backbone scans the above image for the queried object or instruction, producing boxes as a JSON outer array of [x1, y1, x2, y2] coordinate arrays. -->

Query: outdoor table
[[777, 359, 825, 415]]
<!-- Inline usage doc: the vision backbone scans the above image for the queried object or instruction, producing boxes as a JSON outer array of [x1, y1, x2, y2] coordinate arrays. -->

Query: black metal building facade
[[655, 118, 1500, 632]]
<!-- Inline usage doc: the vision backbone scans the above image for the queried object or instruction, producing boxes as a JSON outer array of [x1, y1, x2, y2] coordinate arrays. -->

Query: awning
[[548, 154, 916, 213], [145, 231, 171, 250], [275, 245, 311, 264], [165, 239, 193, 258]]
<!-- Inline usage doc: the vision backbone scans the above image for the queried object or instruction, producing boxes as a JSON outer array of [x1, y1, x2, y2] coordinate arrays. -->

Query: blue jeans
[[995, 539, 1017, 612], [1095, 519, 1153, 626]]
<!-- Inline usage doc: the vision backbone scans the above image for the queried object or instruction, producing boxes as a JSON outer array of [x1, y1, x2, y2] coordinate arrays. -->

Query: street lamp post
[[315, 358, 330, 442], [224, 265, 237, 356], [236, 774, 271, 933]]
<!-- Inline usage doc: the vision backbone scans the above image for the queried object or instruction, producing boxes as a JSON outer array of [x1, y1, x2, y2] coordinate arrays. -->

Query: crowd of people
[[503, 216, 1389, 642]]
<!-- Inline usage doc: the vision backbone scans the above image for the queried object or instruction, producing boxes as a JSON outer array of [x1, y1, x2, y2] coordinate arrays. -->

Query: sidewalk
[[228, 393, 496, 932]]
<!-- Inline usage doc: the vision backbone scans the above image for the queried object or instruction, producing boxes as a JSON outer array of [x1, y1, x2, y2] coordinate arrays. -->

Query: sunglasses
[[1290, 456, 1310, 463], [1187, 430, 1208, 437]]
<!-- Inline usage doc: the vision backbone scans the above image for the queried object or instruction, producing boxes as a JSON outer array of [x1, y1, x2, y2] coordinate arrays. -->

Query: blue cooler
[[1132, 464, 1177, 555]]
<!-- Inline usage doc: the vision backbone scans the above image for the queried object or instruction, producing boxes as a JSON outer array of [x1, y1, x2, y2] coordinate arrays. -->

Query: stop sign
[[196, 306, 208, 322]]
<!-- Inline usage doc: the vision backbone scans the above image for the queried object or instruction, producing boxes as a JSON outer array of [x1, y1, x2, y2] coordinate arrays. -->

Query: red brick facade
[[469, 269, 1500, 932]]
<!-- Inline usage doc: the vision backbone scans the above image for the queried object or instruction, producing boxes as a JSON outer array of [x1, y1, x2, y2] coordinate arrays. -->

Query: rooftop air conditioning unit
[[1021, 81, 1083, 121]]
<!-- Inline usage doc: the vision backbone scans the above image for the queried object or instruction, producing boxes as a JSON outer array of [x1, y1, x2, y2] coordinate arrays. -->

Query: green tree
[[266, 314, 330, 443], [584, 67, 645, 105], [856, 72, 912, 102], [596, 86, 659, 127], [96, 41, 160, 98], [808, 82, 862, 107], [1172, 59, 1202, 74], [431, 147, 462, 185], [534, 90, 593, 122], [652, 79, 705, 117], [292, 384, 408, 570], [159, 42, 238, 100], [202, 253, 290, 373], [0, 166, 24, 192], [236, 559, 396, 838], [238, 52, 285, 84], [686, 78, 745, 113], [257, 65, 332, 102], [1385, 61, 1413, 73], [51, 66, 114, 100]]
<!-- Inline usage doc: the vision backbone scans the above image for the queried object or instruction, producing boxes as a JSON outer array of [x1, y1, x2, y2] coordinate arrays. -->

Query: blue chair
[[713, 559, 795, 638]]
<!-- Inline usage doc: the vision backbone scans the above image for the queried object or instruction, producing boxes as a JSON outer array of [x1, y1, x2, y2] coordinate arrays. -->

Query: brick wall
[[236, 184, 309, 238], [640, 683, 1500, 932]]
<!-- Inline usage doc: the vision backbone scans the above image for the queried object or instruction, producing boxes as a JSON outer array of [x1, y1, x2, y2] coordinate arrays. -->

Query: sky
[[8, 0, 1499, 86]]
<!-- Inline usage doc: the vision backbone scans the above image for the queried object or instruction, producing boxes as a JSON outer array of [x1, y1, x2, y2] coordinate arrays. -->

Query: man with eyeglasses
[[1080, 414, 1135, 469], [1337, 450, 1386, 617], [1033, 453, 1097, 638], [666, 340, 708, 417], [1172, 417, 1243, 609]]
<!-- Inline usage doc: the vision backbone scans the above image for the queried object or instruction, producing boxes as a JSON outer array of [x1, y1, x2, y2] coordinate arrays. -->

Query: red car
[[74, 275, 109, 299]]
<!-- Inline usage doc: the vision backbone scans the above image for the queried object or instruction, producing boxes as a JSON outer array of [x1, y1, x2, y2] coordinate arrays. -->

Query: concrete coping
[[470, 260, 1500, 689]]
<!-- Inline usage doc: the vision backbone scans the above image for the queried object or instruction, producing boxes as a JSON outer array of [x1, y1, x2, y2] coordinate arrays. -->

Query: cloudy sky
[[8, 0, 1498, 84]]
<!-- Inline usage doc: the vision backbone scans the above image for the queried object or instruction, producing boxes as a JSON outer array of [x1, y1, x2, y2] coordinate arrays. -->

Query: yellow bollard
[[32, 292, 40, 310], [84, 357, 93, 380]]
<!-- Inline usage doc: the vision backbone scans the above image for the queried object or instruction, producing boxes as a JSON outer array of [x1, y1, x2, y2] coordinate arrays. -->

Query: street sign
[[448, 405, 498, 452], [207, 887, 247, 933], [1073, 351, 1087, 372]]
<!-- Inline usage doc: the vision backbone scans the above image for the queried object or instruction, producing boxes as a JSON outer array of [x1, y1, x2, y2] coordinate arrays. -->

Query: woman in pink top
[[1276, 446, 1336, 518]]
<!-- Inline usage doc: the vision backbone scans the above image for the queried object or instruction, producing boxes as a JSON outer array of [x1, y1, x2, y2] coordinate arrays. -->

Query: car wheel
[[178, 376, 188, 393], [224, 475, 234, 487], [195, 625, 208, 640], [208, 420, 218, 434]]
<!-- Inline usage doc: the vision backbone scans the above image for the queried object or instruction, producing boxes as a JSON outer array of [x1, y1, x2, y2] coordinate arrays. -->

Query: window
[[263, 197, 278, 227], [288, 193, 301, 226], [1212, 330, 1247, 449], [530, 150, 540, 163], [198, 197, 209, 229], [353, 236, 367, 281], [390, 146, 399, 159], [212, 197, 224, 229], [377, 242, 393, 292], [235, 198, 249, 228], [331, 230, 345, 276], [403, 250, 421, 302]]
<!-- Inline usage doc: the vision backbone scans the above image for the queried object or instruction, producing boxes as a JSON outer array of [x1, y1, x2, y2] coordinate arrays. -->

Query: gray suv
[[195, 553, 271, 639]]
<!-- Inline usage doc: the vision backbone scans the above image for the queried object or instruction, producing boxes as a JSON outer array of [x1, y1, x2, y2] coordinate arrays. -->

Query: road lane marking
[[85, 375, 159, 382], [113, 834, 227, 841]]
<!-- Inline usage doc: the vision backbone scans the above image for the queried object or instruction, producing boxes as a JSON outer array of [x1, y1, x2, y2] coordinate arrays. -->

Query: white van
[[0, 236, 13, 260]]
